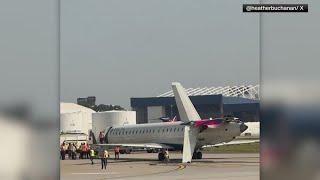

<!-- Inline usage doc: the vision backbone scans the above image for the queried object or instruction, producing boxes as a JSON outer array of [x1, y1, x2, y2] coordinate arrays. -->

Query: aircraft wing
[[203, 139, 260, 148], [91, 143, 174, 150]]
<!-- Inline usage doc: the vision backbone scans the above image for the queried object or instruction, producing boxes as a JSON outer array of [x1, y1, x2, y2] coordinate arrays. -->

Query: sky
[[60, 0, 260, 108]]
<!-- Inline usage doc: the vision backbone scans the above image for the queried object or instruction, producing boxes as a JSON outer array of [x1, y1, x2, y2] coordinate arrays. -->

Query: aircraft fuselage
[[105, 121, 243, 150]]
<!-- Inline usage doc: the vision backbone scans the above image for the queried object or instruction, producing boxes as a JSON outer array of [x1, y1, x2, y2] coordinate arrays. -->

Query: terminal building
[[131, 85, 259, 124]]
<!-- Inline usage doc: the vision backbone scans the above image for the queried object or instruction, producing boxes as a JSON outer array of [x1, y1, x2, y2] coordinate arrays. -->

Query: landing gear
[[119, 148, 132, 154], [158, 152, 165, 161], [192, 151, 202, 159]]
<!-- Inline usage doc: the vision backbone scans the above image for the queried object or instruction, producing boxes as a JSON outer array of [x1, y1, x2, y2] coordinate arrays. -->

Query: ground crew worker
[[84, 143, 89, 159], [99, 132, 104, 144], [71, 143, 77, 160], [67, 143, 72, 159], [79, 143, 83, 159], [164, 149, 170, 163], [90, 148, 95, 165], [60, 142, 66, 160], [114, 146, 120, 160], [80, 143, 86, 159], [100, 149, 109, 170]]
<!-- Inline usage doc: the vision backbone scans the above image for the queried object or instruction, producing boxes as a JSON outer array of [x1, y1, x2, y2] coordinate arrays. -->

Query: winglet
[[172, 82, 200, 122]]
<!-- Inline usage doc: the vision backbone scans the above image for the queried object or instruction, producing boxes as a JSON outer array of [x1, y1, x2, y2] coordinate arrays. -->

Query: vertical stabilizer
[[172, 82, 200, 122], [182, 126, 198, 163]]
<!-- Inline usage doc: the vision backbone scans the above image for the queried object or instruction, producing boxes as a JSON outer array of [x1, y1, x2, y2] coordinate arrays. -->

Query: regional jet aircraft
[[90, 82, 249, 163]]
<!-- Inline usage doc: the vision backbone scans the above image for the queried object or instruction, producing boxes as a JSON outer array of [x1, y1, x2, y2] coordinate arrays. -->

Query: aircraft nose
[[240, 123, 248, 133]]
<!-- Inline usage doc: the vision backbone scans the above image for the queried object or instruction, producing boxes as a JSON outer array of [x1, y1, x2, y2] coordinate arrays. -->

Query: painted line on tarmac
[[177, 164, 186, 170], [72, 172, 119, 175], [96, 163, 186, 179]]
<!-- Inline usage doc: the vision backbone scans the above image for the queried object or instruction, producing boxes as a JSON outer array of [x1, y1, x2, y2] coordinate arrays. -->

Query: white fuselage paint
[[106, 121, 242, 149], [237, 122, 260, 140]]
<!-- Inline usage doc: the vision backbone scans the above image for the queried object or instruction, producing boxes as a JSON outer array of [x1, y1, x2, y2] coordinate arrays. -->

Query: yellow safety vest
[[165, 151, 169, 158], [90, 150, 95, 156], [104, 150, 109, 158]]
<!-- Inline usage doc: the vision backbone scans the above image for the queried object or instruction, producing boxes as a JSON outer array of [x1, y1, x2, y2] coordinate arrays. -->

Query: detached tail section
[[172, 82, 200, 163], [172, 82, 200, 122]]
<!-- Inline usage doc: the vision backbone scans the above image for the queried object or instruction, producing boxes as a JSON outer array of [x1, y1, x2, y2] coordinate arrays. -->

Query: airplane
[[89, 82, 248, 163]]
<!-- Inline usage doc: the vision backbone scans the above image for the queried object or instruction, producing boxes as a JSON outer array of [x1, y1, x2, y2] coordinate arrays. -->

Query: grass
[[202, 142, 260, 153]]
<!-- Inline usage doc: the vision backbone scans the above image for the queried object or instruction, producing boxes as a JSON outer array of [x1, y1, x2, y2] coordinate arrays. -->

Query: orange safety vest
[[115, 147, 120, 153]]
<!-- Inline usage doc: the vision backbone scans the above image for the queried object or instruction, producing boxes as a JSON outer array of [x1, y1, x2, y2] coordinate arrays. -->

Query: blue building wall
[[130, 95, 259, 123], [131, 95, 223, 107]]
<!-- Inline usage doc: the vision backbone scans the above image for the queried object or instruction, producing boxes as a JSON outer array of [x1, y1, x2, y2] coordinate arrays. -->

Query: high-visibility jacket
[[115, 147, 120, 153], [90, 149, 95, 156], [104, 150, 109, 158], [81, 145, 86, 151], [84, 144, 89, 151], [165, 150, 169, 158]]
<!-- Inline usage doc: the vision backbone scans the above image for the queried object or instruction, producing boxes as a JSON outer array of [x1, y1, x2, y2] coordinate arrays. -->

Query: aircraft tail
[[172, 82, 200, 122]]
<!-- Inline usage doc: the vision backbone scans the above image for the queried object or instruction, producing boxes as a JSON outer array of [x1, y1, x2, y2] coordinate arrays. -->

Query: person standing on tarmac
[[100, 149, 109, 170], [67, 143, 72, 159], [71, 143, 77, 160], [84, 143, 89, 159], [79, 143, 83, 159], [89, 148, 95, 165], [114, 146, 120, 160], [99, 132, 104, 144], [80, 143, 86, 159], [60, 142, 66, 160]]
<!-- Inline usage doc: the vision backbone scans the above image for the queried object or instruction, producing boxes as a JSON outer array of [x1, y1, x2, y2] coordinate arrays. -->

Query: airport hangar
[[131, 85, 259, 124]]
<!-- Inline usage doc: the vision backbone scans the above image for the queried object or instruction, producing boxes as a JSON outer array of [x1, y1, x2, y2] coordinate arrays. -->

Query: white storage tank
[[60, 103, 95, 134], [60, 112, 82, 133], [92, 110, 136, 137]]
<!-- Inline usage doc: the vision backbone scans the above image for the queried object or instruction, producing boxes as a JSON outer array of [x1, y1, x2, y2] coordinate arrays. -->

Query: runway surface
[[61, 152, 259, 180]]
